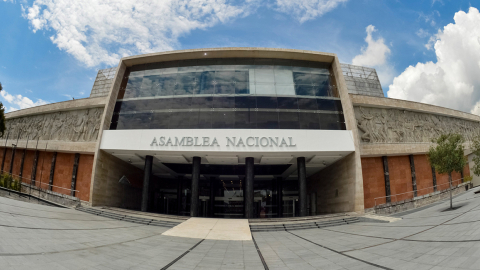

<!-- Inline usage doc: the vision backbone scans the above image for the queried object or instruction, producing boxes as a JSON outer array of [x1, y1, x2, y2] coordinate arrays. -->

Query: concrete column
[[276, 177, 283, 217], [1, 132, 9, 173], [245, 157, 254, 219], [432, 166, 437, 192], [177, 177, 183, 215], [190, 156, 201, 217], [70, 153, 80, 197], [9, 145, 16, 175], [48, 152, 57, 191], [297, 157, 307, 217], [141, 155, 153, 212], [311, 192, 317, 215], [209, 177, 216, 217], [31, 150, 39, 186], [409, 155, 417, 197], [382, 156, 391, 203], [19, 148, 27, 180]]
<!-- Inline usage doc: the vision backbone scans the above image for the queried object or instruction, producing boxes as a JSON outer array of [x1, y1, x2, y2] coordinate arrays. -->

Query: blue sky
[[1, 0, 479, 113]]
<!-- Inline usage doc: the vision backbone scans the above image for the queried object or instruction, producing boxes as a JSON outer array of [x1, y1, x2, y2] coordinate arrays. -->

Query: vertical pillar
[[9, 145, 16, 175], [141, 155, 153, 212], [177, 177, 183, 215], [409, 155, 417, 197], [190, 156, 201, 217], [311, 192, 317, 215], [432, 166, 437, 192], [271, 178, 277, 217], [276, 177, 283, 218], [245, 157, 254, 219], [209, 177, 216, 217], [19, 148, 27, 180], [297, 157, 307, 217], [31, 150, 39, 186], [382, 156, 391, 203], [1, 132, 10, 173], [48, 152, 57, 191], [70, 153, 80, 197]]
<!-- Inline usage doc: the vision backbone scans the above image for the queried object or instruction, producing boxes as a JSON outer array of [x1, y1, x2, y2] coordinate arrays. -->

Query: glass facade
[[111, 58, 345, 130]]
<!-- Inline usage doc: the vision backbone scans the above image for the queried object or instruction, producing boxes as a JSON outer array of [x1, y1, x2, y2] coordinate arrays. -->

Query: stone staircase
[[249, 216, 360, 232], [76, 206, 183, 228]]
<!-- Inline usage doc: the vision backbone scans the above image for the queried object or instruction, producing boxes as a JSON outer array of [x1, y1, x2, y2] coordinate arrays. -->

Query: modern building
[[0, 48, 477, 218]]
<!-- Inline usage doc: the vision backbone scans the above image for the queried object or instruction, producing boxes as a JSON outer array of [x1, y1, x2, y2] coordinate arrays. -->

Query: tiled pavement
[[1, 187, 480, 269]]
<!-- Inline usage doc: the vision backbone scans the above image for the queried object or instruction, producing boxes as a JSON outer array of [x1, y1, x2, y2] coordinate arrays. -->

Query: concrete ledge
[[5, 96, 107, 119], [0, 140, 97, 154], [19, 183, 81, 208], [350, 94, 480, 122], [369, 182, 473, 215]]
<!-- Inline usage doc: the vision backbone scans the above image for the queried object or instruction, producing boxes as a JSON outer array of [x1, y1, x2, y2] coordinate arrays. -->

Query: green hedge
[[0, 173, 22, 192]]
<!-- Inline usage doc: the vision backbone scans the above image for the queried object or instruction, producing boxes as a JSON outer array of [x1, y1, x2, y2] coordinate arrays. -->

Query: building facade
[[0, 48, 476, 218]]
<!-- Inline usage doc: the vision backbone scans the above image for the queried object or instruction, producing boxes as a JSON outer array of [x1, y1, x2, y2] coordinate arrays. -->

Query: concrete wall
[[52, 153, 75, 195], [90, 150, 143, 209], [413, 155, 434, 196], [332, 59, 365, 213], [0, 146, 93, 202], [307, 152, 357, 214], [77, 155, 94, 202], [361, 157, 386, 209], [360, 154, 470, 210], [387, 156, 413, 202]]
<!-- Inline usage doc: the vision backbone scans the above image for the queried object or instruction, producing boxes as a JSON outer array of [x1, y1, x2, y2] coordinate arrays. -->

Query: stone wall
[[90, 150, 143, 210], [307, 152, 357, 214], [354, 106, 480, 144], [2, 107, 103, 143]]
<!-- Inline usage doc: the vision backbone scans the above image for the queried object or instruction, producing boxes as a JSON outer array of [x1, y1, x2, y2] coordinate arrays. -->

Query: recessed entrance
[[146, 164, 299, 219]]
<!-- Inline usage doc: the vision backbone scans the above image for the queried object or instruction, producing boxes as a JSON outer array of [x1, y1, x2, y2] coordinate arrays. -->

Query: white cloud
[[388, 7, 480, 115], [23, 0, 258, 67], [275, 0, 348, 23], [416, 28, 430, 38], [352, 25, 395, 87], [1, 90, 48, 112]]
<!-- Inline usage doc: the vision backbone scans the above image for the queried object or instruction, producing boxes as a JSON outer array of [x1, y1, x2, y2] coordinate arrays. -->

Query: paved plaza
[[0, 188, 480, 269]]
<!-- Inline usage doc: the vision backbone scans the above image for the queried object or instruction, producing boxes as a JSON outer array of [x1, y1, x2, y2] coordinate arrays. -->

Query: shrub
[[464, 175, 473, 183]]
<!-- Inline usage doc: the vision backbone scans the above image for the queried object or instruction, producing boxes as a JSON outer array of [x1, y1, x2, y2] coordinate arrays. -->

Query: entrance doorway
[[148, 164, 299, 219]]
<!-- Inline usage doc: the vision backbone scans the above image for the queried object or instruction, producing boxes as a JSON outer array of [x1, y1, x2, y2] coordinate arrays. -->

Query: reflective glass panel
[[298, 112, 320, 129], [278, 112, 299, 129], [151, 112, 171, 129], [113, 59, 346, 131], [256, 111, 279, 129]]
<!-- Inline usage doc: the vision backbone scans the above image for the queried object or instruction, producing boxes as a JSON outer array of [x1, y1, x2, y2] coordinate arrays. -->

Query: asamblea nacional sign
[[150, 136, 297, 147]]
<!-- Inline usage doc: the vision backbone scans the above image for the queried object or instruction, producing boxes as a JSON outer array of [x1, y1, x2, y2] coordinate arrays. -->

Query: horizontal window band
[[116, 109, 343, 115], [117, 94, 341, 102]]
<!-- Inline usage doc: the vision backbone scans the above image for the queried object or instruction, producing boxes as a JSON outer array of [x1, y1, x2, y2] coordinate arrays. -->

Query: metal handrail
[[0, 170, 79, 193], [374, 178, 465, 207]]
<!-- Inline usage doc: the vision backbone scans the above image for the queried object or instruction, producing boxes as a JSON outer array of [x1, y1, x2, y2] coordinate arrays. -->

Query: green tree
[[0, 82, 5, 137], [428, 133, 467, 209], [470, 135, 480, 177]]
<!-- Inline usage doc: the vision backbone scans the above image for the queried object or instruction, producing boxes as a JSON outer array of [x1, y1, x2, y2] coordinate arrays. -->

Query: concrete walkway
[[162, 217, 252, 240], [1, 186, 480, 269]]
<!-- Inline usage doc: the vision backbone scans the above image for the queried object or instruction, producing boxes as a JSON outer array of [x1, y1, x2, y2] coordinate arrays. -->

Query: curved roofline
[[120, 47, 337, 67]]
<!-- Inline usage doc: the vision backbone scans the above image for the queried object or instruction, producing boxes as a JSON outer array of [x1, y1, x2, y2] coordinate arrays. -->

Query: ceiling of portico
[[103, 149, 347, 180]]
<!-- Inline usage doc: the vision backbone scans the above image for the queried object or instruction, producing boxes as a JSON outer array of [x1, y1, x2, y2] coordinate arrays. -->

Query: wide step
[[250, 217, 360, 232], [76, 206, 180, 228]]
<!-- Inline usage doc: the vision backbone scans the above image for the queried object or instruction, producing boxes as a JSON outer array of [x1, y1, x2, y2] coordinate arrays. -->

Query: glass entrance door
[[282, 196, 298, 217], [214, 179, 244, 218]]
